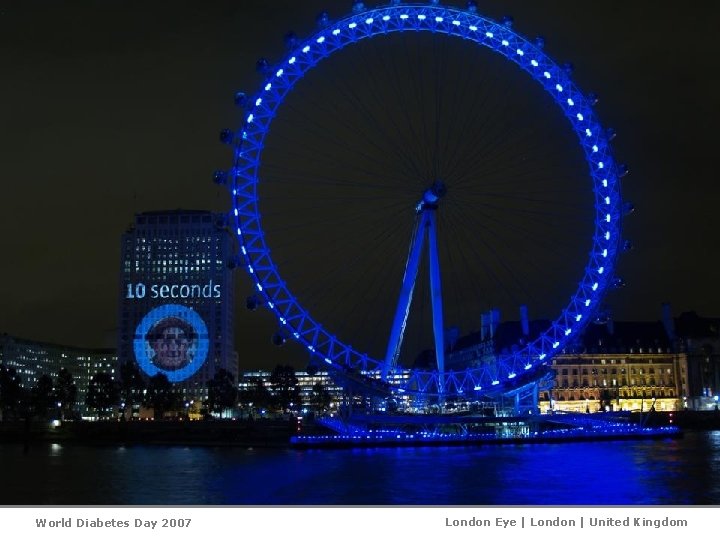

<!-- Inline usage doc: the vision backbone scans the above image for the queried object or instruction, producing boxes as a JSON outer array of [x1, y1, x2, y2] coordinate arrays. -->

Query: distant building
[[673, 309, 720, 410], [443, 306, 720, 412], [238, 370, 344, 411], [446, 307, 550, 372], [545, 320, 688, 413], [118, 210, 236, 402], [0, 334, 116, 415]]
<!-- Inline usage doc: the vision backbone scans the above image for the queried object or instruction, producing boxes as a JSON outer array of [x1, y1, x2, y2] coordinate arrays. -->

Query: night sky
[[1, 1, 718, 370]]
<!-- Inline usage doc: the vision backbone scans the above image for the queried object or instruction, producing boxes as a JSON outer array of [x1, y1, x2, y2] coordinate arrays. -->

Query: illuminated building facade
[[444, 307, 720, 413], [542, 319, 689, 412], [236, 369, 413, 413], [238, 370, 344, 412], [0, 334, 116, 415], [118, 210, 236, 402]]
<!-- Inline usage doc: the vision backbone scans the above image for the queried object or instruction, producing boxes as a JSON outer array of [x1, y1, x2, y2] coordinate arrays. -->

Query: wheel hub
[[419, 180, 447, 211]]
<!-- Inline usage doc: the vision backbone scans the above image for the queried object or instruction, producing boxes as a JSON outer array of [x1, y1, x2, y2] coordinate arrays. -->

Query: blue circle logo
[[133, 304, 209, 382]]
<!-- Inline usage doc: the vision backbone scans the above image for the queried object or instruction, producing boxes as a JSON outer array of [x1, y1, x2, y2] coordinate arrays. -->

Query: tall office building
[[118, 210, 236, 401]]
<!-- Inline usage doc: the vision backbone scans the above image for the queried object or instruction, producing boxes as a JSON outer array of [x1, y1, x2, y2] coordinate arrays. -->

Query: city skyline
[[1, 0, 719, 370]]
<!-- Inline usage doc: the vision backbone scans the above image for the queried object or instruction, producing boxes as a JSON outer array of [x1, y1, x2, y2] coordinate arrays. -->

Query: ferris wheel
[[217, 1, 627, 398]]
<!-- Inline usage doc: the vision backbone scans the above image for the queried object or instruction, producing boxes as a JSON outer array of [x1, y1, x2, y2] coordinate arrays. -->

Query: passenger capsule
[[256, 58, 270, 74], [219, 129, 234, 145], [233, 92, 248, 108], [316, 11, 330, 27], [212, 170, 227, 185], [284, 32, 298, 49]]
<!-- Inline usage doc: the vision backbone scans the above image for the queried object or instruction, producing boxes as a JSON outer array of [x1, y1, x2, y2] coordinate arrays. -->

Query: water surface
[[2, 431, 718, 505]]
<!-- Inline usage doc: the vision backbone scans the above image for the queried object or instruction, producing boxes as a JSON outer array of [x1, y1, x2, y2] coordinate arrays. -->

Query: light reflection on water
[[2, 431, 719, 505]]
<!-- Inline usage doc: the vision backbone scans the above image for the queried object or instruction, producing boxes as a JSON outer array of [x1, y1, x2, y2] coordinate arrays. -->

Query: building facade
[[539, 320, 688, 412], [0, 334, 116, 416], [673, 310, 720, 410], [443, 309, 720, 413], [118, 210, 236, 402], [544, 354, 688, 413], [238, 370, 344, 412]]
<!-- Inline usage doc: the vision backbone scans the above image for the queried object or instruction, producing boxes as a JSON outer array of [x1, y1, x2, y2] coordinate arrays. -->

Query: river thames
[[2, 430, 719, 505]]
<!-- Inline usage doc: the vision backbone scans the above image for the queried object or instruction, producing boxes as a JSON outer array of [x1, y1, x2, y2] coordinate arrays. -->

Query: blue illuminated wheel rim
[[228, 3, 623, 397]]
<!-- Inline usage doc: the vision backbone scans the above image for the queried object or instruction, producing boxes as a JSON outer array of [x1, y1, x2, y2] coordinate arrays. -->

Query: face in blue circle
[[147, 317, 197, 371], [134, 304, 210, 382]]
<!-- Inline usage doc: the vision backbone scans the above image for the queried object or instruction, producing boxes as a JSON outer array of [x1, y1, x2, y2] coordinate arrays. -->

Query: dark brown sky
[[1, 1, 718, 368]]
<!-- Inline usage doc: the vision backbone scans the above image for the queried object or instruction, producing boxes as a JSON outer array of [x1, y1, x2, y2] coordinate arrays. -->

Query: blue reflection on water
[[2, 431, 720, 505]]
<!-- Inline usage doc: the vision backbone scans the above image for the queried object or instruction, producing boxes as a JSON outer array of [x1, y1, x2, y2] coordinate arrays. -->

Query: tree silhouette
[[31, 374, 55, 420], [0, 365, 25, 420], [54, 368, 77, 420], [119, 361, 146, 418], [142, 373, 179, 420], [310, 381, 333, 412], [239, 379, 272, 417], [207, 368, 238, 418], [270, 365, 300, 412]]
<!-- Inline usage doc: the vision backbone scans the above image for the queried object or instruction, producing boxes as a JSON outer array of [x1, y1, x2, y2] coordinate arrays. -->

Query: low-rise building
[[0, 334, 116, 416], [444, 307, 709, 413], [673, 310, 720, 410], [544, 320, 688, 412]]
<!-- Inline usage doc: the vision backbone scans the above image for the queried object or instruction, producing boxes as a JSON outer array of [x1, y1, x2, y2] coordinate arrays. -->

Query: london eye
[[218, 1, 626, 401]]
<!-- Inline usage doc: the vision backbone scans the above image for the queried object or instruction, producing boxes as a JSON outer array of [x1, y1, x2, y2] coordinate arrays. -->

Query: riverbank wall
[[1, 410, 718, 447]]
